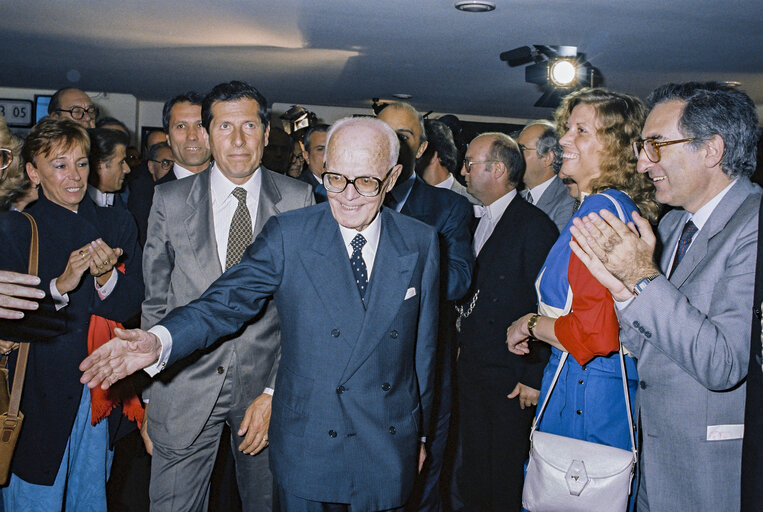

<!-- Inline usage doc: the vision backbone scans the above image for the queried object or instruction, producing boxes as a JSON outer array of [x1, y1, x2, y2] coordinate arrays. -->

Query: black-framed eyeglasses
[[518, 144, 537, 152], [321, 166, 394, 197], [149, 159, 175, 170], [0, 148, 12, 174], [56, 105, 99, 120], [462, 158, 499, 173], [633, 137, 696, 163]]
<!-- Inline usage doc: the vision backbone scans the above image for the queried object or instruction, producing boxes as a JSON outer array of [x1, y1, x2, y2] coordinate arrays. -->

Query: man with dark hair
[[48, 87, 98, 129], [378, 102, 473, 512], [417, 119, 478, 204], [456, 132, 557, 511], [159, 91, 212, 184], [297, 123, 329, 202], [517, 120, 575, 232], [570, 81, 761, 511], [96, 116, 130, 136], [138, 80, 314, 511]]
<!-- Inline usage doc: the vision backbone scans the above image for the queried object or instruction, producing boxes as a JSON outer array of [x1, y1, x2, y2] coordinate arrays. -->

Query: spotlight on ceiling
[[455, 1, 496, 13], [500, 45, 602, 107]]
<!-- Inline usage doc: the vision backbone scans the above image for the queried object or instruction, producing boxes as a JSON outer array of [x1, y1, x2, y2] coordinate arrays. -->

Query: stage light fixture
[[548, 58, 578, 87]]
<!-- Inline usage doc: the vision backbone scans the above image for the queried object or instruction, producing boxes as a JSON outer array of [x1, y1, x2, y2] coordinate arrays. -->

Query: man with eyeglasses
[[456, 132, 557, 510], [517, 120, 576, 233], [48, 87, 98, 129], [569, 81, 761, 511], [81, 116, 439, 512], [377, 102, 473, 512], [145, 142, 174, 183]]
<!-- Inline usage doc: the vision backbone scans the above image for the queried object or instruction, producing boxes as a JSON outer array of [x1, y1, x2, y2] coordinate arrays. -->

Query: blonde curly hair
[[554, 88, 660, 222], [0, 114, 29, 211]]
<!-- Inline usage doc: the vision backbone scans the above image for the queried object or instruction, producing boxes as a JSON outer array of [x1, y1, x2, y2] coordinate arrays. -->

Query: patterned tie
[[668, 220, 698, 278], [522, 189, 533, 204], [350, 234, 368, 303], [225, 187, 252, 270]]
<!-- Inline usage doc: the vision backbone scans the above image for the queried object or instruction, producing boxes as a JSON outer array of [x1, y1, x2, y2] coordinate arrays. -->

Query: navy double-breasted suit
[[156, 203, 440, 510]]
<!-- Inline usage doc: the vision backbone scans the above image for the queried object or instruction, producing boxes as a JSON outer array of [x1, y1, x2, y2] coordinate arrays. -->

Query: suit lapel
[[339, 210, 417, 383], [183, 171, 223, 282], [254, 168, 283, 236]]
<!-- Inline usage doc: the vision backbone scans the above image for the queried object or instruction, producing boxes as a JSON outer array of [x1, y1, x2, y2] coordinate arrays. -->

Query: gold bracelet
[[527, 314, 540, 339]]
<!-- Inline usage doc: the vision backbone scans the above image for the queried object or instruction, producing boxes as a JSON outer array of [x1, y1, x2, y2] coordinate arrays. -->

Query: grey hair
[[524, 120, 563, 174], [325, 117, 400, 169], [646, 81, 758, 178]]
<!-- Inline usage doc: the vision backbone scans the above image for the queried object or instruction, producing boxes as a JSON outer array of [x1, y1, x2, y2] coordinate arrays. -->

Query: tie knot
[[351, 233, 366, 252], [232, 187, 247, 203]]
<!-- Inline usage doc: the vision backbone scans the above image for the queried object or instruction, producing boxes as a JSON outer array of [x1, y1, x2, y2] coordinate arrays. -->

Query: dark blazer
[[157, 203, 440, 510], [400, 176, 473, 302], [126, 171, 155, 247], [0, 193, 144, 484], [741, 195, 763, 511], [297, 168, 327, 203], [457, 195, 557, 393]]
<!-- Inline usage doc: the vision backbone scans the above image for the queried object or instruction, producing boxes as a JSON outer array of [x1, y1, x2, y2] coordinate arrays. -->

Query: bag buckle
[[565, 459, 589, 496]]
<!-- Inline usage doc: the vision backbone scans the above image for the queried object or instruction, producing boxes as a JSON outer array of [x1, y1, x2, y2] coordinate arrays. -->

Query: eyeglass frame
[[321, 165, 396, 197], [633, 137, 696, 163], [518, 144, 537, 152], [0, 148, 13, 175], [55, 105, 99, 120], [149, 158, 175, 170], [462, 158, 500, 173]]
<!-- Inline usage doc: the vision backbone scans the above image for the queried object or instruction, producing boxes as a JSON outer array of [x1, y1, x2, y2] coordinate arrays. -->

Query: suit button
[[492, 298, 498, 303], [645, 331, 652, 338], [499, 275, 505, 280], [638, 326, 645, 334], [578, 379, 584, 385], [390, 330, 399, 339], [217, 366, 224, 374], [381, 383, 391, 391], [331, 329, 340, 337], [640, 381, 647, 390], [336, 385, 345, 394], [389, 426, 396, 435], [329, 430, 337, 438], [581, 365, 587, 371], [576, 409, 582, 415], [633, 320, 641, 328], [754, 306, 762, 319]]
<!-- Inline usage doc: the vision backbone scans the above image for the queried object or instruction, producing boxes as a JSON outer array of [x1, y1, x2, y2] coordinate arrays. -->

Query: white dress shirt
[[525, 175, 557, 205], [172, 163, 197, 180], [473, 189, 517, 257], [87, 185, 116, 207], [338, 212, 382, 278], [210, 164, 261, 267], [434, 174, 455, 190]]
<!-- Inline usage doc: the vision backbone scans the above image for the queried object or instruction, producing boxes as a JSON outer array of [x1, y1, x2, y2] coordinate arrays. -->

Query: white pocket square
[[405, 287, 416, 300]]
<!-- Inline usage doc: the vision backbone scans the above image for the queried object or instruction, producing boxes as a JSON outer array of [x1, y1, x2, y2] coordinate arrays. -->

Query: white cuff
[[94, 270, 118, 299], [143, 325, 173, 377], [50, 278, 69, 311], [615, 296, 635, 310], [263, 387, 274, 396]]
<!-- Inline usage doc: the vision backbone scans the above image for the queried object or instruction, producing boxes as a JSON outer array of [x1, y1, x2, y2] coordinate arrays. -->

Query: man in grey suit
[[517, 121, 575, 233], [417, 119, 479, 204], [569, 81, 760, 511], [140, 81, 314, 511]]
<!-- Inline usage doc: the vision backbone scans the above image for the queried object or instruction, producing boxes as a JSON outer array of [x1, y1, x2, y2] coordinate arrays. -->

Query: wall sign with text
[[0, 99, 34, 127]]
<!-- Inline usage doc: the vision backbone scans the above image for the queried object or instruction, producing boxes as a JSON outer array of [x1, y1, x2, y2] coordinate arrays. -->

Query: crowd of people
[[0, 79, 761, 512]]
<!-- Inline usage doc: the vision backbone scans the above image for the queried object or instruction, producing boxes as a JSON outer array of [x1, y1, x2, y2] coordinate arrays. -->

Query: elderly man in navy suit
[[80, 116, 440, 512], [569, 82, 760, 512]]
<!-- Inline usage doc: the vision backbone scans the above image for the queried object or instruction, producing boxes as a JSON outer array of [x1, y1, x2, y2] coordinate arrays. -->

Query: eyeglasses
[[56, 105, 99, 120], [321, 166, 395, 197], [0, 148, 12, 173], [518, 144, 537, 152], [462, 159, 499, 173], [633, 137, 696, 163], [149, 159, 175, 170]]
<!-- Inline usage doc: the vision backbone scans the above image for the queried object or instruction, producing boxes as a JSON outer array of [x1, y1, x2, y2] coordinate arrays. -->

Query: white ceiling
[[2, 0, 762, 119]]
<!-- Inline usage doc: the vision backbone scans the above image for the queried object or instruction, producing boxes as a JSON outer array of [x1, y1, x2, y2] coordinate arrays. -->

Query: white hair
[[325, 117, 399, 169]]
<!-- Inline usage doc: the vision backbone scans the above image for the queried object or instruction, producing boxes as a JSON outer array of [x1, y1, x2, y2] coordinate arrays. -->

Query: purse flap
[[531, 431, 634, 478]]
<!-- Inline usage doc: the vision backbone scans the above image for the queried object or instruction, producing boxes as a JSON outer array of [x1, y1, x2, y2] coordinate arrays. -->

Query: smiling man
[[81, 116, 439, 512], [157, 91, 213, 184], [135, 81, 313, 512], [569, 82, 761, 511], [48, 87, 98, 129]]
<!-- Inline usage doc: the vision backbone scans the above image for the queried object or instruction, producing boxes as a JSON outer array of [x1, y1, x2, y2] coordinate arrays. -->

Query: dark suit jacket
[[0, 193, 144, 484], [126, 171, 155, 247], [157, 204, 440, 510], [297, 168, 327, 203], [457, 195, 557, 394], [741, 195, 763, 511]]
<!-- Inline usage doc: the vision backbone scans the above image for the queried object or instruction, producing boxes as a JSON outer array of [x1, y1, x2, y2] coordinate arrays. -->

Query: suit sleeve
[[440, 195, 474, 301], [618, 215, 756, 391], [161, 216, 285, 366], [416, 230, 440, 437], [141, 187, 174, 330]]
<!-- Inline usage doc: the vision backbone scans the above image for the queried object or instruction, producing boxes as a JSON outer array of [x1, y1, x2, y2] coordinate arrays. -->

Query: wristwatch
[[632, 273, 661, 296], [527, 314, 540, 338]]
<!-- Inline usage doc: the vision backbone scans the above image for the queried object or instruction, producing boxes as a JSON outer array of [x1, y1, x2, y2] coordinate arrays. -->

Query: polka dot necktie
[[225, 187, 252, 270], [350, 234, 368, 303]]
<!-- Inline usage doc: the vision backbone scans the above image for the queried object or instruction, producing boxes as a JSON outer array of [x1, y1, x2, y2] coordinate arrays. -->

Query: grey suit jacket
[[449, 177, 480, 205], [533, 176, 576, 233], [142, 167, 314, 449], [618, 178, 761, 511]]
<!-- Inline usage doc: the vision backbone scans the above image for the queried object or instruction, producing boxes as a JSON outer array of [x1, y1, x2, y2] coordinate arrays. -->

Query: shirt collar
[[173, 162, 199, 180], [528, 175, 557, 202], [210, 163, 262, 206], [87, 185, 115, 207], [338, 209, 382, 254], [478, 189, 517, 220], [435, 174, 455, 190], [688, 178, 737, 231]]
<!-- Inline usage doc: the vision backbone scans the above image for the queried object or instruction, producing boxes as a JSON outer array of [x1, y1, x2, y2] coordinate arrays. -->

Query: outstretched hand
[[80, 327, 161, 390]]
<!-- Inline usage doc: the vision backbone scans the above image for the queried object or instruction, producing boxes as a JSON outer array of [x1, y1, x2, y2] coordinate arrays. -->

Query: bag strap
[[531, 347, 638, 460], [6, 212, 38, 420]]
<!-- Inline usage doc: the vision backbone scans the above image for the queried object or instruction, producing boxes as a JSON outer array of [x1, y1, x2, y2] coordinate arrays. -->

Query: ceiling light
[[455, 1, 496, 13], [393, 93, 413, 99], [548, 59, 578, 87]]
